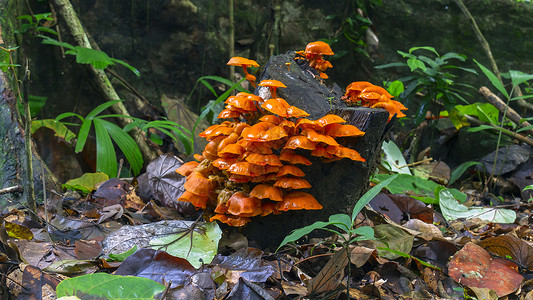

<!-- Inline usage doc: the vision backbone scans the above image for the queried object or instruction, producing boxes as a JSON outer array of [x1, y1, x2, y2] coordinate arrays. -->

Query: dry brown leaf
[[307, 248, 348, 296], [479, 234, 533, 270], [350, 246, 375, 268], [402, 219, 444, 241]]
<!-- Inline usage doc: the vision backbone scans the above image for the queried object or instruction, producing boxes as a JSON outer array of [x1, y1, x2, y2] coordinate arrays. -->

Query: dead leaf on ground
[[478, 233, 533, 270], [307, 248, 347, 296], [448, 242, 523, 297]]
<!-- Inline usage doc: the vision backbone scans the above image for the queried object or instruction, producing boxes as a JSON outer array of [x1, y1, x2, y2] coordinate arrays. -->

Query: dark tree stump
[[238, 52, 391, 248]]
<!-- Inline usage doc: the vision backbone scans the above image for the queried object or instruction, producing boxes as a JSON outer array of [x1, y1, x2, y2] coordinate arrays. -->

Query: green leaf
[[55, 112, 84, 122], [277, 220, 339, 252], [449, 161, 483, 185], [107, 246, 138, 262], [352, 174, 398, 222], [386, 80, 404, 98], [377, 247, 441, 270], [328, 214, 353, 232], [74, 46, 115, 69], [39, 36, 76, 50], [87, 100, 122, 119], [374, 62, 408, 69], [517, 124, 533, 133], [31, 119, 77, 143], [381, 140, 411, 174], [407, 58, 426, 72], [373, 224, 414, 259], [93, 119, 117, 177], [149, 221, 222, 269], [509, 70, 533, 87], [62, 172, 109, 194], [99, 119, 143, 176], [524, 185, 533, 191], [348, 226, 375, 242], [56, 273, 165, 299], [440, 52, 466, 62], [474, 59, 509, 99], [74, 119, 92, 153], [439, 189, 516, 223], [409, 46, 439, 56], [111, 58, 140, 77]]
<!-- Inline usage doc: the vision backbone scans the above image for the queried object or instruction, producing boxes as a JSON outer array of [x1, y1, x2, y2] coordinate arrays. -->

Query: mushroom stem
[[241, 65, 257, 87]]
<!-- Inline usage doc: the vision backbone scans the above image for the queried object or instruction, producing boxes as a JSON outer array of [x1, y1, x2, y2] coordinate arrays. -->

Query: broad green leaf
[[99, 119, 143, 175], [381, 140, 411, 174], [474, 59, 509, 99], [62, 172, 109, 194], [31, 119, 77, 143], [108, 246, 138, 262], [56, 273, 165, 299], [86, 100, 122, 120], [149, 221, 222, 269], [509, 70, 533, 87], [439, 189, 516, 223], [18, 95, 47, 118], [74, 46, 114, 69], [349, 226, 375, 242], [39, 36, 76, 50], [74, 118, 92, 153], [440, 52, 466, 62], [524, 185, 533, 191], [407, 58, 426, 72], [449, 161, 483, 185], [328, 214, 353, 232], [352, 174, 398, 222], [373, 224, 414, 259], [94, 119, 117, 177], [386, 80, 404, 98]]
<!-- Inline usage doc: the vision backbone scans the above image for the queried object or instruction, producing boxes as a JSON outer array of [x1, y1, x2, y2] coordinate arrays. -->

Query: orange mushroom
[[227, 57, 259, 88], [276, 191, 323, 211], [324, 124, 365, 137], [276, 165, 305, 177], [261, 98, 290, 117], [212, 157, 237, 170], [259, 80, 287, 99], [283, 136, 317, 150], [250, 184, 284, 201], [261, 201, 281, 216], [176, 161, 200, 177], [226, 191, 262, 217], [302, 128, 339, 146], [326, 145, 365, 162], [297, 41, 334, 74], [210, 213, 250, 227], [245, 153, 283, 166], [183, 171, 216, 197], [274, 177, 312, 189], [279, 149, 312, 165], [178, 191, 209, 209]]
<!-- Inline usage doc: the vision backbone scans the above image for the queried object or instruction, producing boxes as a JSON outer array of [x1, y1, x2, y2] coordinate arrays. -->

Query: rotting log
[[239, 52, 391, 248], [0, 76, 61, 212]]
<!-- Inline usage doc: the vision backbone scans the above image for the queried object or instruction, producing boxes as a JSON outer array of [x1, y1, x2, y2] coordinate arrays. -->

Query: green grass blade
[[87, 100, 123, 119], [75, 119, 92, 153], [474, 59, 509, 99]]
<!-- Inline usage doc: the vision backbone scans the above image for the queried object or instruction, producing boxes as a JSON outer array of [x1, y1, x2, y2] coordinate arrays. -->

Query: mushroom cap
[[226, 191, 262, 217], [199, 122, 234, 140], [326, 145, 365, 162], [261, 201, 282, 216], [261, 98, 290, 117], [296, 118, 323, 131], [217, 132, 240, 154], [277, 165, 305, 177], [227, 56, 259, 68], [176, 161, 200, 177], [361, 85, 393, 98], [279, 149, 312, 165], [225, 96, 257, 111], [178, 191, 209, 209], [274, 177, 312, 189], [311, 145, 334, 158], [250, 184, 284, 201], [259, 79, 287, 88], [302, 128, 339, 146], [184, 171, 216, 197], [218, 108, 243, 119], [228, 174, 252, 183], [259, 115, 281, 124], [219, 143, 245, 157], [324, 124, 365, 137], [204, 135, 226, 157], [346, 81, 373, 94], [283, 136, 317, 150], [276, 191, 323, 211], [228, 161, 276, 177], [237, 92, 263, 102], [304, 41, 334, 56], [244, 153, 283, 166], [371, 101, 407, 120], [286, 105, 310, 118], [237, 139, 274, 154], [241, 121, 276, 141], [193, 154, 204, 161], [210, 213, 250, 227], [317, 114, 346, 126], [212, 157, 237, 170]]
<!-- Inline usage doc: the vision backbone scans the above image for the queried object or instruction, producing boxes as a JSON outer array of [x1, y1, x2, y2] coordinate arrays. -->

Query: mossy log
[[239, 52, 391, 248]]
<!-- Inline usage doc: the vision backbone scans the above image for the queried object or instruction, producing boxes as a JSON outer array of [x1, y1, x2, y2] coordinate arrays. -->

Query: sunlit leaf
[[474, 59, 509, 99], [31, 119, 76, 143], [439, 189, 516, 223], [381, 140, 411, 174], [5, 221, 33, 240], [107, 246, 138, 262], [509, 70, 533, 87], [62, 172, 109, 194], [56, 273, 165, 299]]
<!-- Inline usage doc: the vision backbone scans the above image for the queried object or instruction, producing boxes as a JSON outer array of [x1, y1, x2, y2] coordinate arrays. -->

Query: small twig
[[398, 158, 433, 169], [463, 114, 533, 146], [479, 86, 533, 136], [0, 186, 22, 195]]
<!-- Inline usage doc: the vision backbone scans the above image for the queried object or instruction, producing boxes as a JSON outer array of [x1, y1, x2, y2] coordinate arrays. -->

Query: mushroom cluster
[[296, 41, 334, 79], [176, 57, 367, 227], [342, 81, 408, 121]]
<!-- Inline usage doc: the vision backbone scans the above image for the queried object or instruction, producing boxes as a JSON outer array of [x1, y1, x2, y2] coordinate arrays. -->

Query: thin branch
[[463, 114, 533, 147]]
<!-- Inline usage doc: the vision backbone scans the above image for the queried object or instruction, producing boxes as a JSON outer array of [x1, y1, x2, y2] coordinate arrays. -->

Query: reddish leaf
[[388, 194, 434, 223], [448, 242, 523, 297], [479, 234, 533, 270], [115, 248, 197, 288]]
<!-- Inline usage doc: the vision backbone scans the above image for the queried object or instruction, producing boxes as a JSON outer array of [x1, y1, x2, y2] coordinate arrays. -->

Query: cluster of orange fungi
[[342, 81, 408, 121], [296, 41, 334, 79], [176, 57, 366, 227]]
